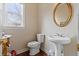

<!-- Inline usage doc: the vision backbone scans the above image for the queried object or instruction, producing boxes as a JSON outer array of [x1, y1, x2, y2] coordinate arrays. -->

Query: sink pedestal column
[[56, 44, 63, 56]]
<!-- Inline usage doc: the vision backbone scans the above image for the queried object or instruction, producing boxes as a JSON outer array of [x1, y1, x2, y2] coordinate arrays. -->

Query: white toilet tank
[[37, 34, 45, 43]]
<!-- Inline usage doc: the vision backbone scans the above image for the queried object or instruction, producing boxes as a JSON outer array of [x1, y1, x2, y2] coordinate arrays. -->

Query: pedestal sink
[[48, 35, 71, 44], [47, 34, 71, 56]]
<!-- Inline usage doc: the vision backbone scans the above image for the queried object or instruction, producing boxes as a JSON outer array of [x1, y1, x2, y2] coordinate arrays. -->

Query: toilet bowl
[[27, 34, 45, 55]]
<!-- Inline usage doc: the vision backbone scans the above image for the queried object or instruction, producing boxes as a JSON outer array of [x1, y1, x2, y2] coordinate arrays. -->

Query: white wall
[[2, 4, 38, 54], [38, 3, 78, 56]]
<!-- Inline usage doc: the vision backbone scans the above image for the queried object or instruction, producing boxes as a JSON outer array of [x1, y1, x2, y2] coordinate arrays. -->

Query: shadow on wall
[[64, 36, 77, 56]]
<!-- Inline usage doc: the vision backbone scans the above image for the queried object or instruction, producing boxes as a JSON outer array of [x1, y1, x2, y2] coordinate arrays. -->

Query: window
[[0, 3, 24, 27]]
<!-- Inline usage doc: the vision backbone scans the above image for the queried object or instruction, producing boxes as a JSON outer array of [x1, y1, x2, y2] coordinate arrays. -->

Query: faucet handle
[[53, 33, 59, 37], [56, 33, 60, 36]]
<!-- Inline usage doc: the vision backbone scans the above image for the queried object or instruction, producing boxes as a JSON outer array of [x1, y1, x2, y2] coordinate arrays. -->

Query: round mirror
[[53, 3, 72, 27]]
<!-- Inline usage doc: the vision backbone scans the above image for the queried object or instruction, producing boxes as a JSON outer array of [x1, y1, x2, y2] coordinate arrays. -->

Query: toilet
[[27, 34, 45, 55]]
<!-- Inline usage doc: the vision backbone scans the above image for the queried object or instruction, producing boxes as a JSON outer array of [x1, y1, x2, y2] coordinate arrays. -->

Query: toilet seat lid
[[28, 41, 40, 47]]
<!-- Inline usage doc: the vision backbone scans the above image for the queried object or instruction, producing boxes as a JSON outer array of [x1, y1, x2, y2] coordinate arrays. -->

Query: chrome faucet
[[55, 33, 63, 37], [56, 33, 60, 36]]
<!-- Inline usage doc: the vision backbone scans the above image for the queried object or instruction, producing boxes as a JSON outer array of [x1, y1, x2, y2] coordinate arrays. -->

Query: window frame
[[1, 3, 25, 28]]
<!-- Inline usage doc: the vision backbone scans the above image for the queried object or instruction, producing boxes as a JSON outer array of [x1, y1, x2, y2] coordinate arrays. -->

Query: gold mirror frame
[[53, 3, 72, 27]]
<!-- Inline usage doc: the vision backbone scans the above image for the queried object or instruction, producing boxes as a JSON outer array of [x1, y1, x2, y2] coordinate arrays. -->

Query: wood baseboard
[[17, 48, 29, 55], [16, 49, 47, 56]]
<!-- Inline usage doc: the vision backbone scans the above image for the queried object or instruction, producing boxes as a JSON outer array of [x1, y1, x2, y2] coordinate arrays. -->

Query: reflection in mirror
[[53, 3, 72, 27]]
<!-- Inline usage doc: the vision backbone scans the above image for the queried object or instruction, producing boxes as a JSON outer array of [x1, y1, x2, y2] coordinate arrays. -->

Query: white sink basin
[[46, 34, 71, 56], [47, 35, 71, 44]]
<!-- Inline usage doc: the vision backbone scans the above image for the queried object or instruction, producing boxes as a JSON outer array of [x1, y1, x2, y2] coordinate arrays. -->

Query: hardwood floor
[[16, 50, 47, 56]]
